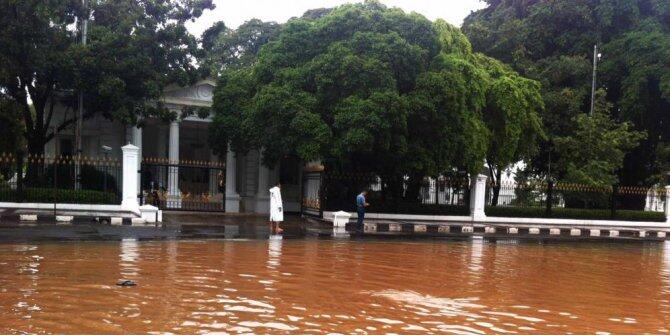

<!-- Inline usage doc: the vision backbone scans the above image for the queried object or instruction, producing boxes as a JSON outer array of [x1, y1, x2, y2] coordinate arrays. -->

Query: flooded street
[[1, 239, 670, 334]]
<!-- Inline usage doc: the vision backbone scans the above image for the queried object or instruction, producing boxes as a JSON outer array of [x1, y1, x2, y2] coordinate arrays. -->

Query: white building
[[45, 79, 304, 214]]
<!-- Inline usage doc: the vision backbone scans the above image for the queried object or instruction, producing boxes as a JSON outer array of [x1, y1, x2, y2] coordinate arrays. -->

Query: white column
[[469, 174, 487, 221], [665, 186, 670, 224], [121, 144, 140, 213], [255, 150, 271, 213], [167, 120, 181, 208], [225, 145, 240, 213], [127, 125, 143, 195]]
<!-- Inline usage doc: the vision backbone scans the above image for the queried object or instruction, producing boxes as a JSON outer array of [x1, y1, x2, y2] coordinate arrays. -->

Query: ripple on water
[[369, 289, 563, 334], [237, 321, 299, 331], [0, 240, 669, 333]]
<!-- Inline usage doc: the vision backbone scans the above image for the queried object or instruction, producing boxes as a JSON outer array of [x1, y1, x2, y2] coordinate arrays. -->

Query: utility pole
[[75, 0, 88, 190], [590, 44, 601, 117]]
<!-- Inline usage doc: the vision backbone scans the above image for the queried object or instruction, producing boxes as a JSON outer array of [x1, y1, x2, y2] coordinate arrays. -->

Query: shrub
[[41, 164, 119, 193], [0, 187, 118, 204], [368, 203, 469, 216], [485, 206, 666, 222]]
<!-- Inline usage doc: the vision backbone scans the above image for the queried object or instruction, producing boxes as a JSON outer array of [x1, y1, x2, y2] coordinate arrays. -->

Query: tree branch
[[18, 81, 35, 135], [44, 109, 94, 143], [34, 80, 54, 135], [44, 95, 61, 135], [486, 158, 497, 185]]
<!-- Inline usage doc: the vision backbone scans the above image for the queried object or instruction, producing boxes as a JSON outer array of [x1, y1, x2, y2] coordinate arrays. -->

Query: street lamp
[[590, 44, 602, 116]]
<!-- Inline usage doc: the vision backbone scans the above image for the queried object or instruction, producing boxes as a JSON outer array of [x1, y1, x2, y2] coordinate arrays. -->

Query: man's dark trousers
[[357, 207, 365, 232]]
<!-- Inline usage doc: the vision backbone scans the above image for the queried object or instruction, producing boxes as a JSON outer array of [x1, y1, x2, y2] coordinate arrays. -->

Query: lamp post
[[101, 145, 111, 192], [590, 44, 602, 116], [75, 0, 88, 190]]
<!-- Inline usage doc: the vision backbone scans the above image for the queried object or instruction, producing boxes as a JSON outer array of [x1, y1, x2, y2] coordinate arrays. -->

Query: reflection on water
[[267, 238, 282, 269], [0, 239, 669, 334], [120, 238, 139, 277]]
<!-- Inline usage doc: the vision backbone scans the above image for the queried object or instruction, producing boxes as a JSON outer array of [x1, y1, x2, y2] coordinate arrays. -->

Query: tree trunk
[[491, 168, 502, 206], [15, 151, 24, 201], [24, 136, 47, 188], [487, 162, 501, 206], [404, 173, 423, 204]]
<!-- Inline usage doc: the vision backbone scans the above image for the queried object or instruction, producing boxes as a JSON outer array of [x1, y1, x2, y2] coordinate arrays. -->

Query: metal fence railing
[[321, 172, 470, 216], [418, 176, 469, 206], [312, 168, 664, 221], [486, 180, 667, 221], [140, 158, 225, 212], [0, 153, 122, 205]]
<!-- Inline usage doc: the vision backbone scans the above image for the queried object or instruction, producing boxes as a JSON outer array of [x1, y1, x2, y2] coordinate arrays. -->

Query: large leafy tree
[[0, 0, 214, 156], [554, 90, 645, 187], [462, 0, 670, 188], [0, 98, 23, 154], [201, 19, 281, 76], [210, 1, 544, 204]]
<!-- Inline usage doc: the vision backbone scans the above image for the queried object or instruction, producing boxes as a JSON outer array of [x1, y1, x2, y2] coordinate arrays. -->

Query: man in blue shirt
[[356, 190, 369, 232]]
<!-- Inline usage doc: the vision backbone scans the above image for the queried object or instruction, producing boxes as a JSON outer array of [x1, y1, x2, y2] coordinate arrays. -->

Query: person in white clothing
[[269, 182, 284, 234]]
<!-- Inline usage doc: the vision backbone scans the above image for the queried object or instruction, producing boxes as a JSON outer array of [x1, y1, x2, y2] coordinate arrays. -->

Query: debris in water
[[116, 280, 137, 287]]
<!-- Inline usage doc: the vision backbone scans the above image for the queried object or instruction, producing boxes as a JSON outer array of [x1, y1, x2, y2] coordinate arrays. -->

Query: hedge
[[0, 187, 118, 204], [485, 206, 666, 222], [369, 203, 469, 216], [324, 203, 470, 216]]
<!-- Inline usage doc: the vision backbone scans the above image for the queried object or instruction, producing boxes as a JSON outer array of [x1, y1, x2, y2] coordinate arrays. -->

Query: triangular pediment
[[162, 79, 216, 107]]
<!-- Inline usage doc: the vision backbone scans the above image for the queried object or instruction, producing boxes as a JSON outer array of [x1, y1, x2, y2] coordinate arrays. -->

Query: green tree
[[201, 19, 281, 76], [474, 54, 545, 204], [462, 0, 670, 188], [0, 0, 214, 156], [0, 98, 23, 154], [554, 91, 645, 188], [210, 1, 544, 204]]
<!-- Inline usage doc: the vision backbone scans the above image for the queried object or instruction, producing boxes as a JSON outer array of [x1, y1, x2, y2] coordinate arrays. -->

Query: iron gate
[[301, 167, 324, 218], [140, 158, 226, 212]]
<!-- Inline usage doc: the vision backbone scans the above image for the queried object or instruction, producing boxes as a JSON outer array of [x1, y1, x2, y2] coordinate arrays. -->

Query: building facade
[[45, 79, 304, 214]]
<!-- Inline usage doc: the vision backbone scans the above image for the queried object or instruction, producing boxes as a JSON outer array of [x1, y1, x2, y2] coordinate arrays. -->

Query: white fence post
[[665, 186, 670, 224], [121, 144, 140, 212], [470, 174, 487, 221]]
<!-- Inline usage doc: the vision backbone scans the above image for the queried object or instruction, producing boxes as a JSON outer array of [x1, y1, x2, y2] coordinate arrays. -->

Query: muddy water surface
[[1, 239, 670, 334]]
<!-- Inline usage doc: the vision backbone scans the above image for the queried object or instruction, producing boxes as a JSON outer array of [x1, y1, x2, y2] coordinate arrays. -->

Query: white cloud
[[186, 0, 486, 37]]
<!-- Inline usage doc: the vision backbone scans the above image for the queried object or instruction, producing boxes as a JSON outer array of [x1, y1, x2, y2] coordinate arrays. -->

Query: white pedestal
[[225, 146, 240, 213], [121, 144, 140, 213], [469, 174, 487, 221], [332, 211, 351, 228]]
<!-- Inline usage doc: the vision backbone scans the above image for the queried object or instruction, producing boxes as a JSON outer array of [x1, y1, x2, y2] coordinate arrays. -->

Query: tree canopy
[[0, 0, 214, 156], [554, 90, 645, 187], [0, 98, 23, 154], [463, 0, 670, 186], [201, 19, 281, 76], [210, 1, 544, 201]]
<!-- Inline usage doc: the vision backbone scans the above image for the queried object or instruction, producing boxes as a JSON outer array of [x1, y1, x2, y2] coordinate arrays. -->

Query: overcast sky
[[186, 0, 486, 37]]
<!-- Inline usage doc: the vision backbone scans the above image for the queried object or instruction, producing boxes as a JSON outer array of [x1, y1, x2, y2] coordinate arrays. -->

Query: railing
[[486, 180, 667, 222], [141, 158, 225, 212], [321, 172, 470, 216], [0, 153, 122, 205], [418, 176, 469, 206]]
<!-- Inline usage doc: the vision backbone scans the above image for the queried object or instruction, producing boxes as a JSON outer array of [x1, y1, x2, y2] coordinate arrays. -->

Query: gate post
[[665, 186, 670, 224], [121, 144, 140, 213], [225, 145, 240, 213], [469, 174, 487, 221]]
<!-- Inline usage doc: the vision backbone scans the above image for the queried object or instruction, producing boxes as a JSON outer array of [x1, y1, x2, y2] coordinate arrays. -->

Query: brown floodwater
[[1, 238, 669, 334]]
